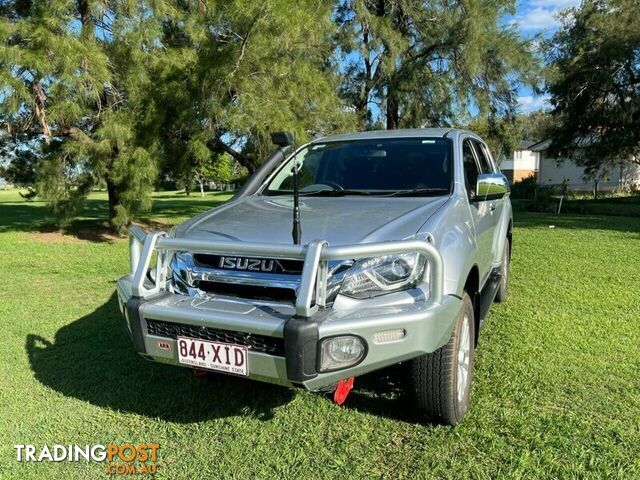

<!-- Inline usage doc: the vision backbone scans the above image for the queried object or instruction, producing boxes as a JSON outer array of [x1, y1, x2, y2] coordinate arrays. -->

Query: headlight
[[319, 335, 367, 372], [340, 252, 427, 299], [169, 252, 193, 295]]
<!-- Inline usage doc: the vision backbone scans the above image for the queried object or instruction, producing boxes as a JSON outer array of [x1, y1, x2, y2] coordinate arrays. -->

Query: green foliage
[[0, 146, 37, 188], [467, 115, 520, 163], [510, 174, 539, 200], [1, 0, 356, 227], [0, 0, 540, 227], [467, 111, 556, 164], [210, 155, 234, 184], [0, 0, 163, 229], [34, 139, 94, 223], [0, 1, 110, 132], [545, 0, 640, 173], [336, 0, 540, 129], [152, 0, 356, 175], [516, 111, 556, 142]]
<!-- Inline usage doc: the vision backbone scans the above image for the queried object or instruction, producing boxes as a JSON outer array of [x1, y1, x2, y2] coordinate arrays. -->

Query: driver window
[[462, 139, 480, 199]]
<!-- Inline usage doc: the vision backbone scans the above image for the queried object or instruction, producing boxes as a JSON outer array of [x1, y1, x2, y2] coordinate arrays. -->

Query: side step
[[478, 269, 501, 325]]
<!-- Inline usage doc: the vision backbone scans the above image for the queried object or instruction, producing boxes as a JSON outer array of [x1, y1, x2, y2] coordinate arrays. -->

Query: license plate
[[177, 337, 249, 376]]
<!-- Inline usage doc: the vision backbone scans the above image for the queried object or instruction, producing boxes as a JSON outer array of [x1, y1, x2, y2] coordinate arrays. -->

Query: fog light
[[372, 328, 406, 344], [319, 335, 366, 372]]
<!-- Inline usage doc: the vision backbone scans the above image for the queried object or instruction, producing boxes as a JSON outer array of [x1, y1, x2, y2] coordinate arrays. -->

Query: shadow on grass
[[26, 293, 294, 422], [346, 366, 418, 423], [0, 201, 52, 233], [26, 292, 421, 423], [0, 196, 226, 241]]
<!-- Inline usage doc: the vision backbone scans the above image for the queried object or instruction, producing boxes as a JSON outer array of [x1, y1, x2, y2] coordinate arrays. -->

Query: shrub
[[510, 174, 538, 200]]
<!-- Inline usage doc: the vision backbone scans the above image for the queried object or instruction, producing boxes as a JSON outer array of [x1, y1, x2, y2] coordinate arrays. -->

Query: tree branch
[[207, 138, 255, 173], [227, 10, 264, 79], [397, 41, 448, 77]]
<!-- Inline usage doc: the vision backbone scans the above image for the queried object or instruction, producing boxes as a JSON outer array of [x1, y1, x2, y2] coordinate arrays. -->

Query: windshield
[[263, 138, 453, 196]]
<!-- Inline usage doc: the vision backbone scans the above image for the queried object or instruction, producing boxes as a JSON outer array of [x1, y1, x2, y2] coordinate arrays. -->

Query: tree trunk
[[77, 0, 93, 34], [386, 87, 399, 130], [106, 175, 119, 226], [199, 178, 205, 197], [32, 82, 52, 144], [357, 20, 372, 129], [356, 99, 369, 129]]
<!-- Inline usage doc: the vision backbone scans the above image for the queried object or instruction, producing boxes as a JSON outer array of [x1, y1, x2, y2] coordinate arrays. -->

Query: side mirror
[[475, 173, 510, 201], [271, 131, 294, 148]]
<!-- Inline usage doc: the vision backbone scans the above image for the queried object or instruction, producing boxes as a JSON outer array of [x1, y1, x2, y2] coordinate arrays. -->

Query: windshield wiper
[[383, 188, 450, 197], [299, 189, 375, 197]]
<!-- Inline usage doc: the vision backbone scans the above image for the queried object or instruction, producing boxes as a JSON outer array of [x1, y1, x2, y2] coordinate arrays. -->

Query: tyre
[[494, 238, 510, 303], [409, 292, 475, 425]]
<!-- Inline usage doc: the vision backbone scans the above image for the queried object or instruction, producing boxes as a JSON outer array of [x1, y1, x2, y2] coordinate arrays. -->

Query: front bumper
[[116, 274, 462, 391]]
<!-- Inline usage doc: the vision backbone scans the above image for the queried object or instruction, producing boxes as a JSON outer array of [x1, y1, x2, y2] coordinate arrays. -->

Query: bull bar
[[119, 225, 461, 390], [128, 225, 444, 312]]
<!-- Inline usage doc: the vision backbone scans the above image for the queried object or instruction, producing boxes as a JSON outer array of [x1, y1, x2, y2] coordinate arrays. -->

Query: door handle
[[489, 203, 496, 212]]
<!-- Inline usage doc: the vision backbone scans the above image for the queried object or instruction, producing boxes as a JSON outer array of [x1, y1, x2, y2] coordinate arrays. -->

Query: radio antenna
[[291, 155, 301, 244], [269, 132, 299, 244]]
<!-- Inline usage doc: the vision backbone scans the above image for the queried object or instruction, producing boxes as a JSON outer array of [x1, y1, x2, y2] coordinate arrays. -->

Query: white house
[[530, 139, 640, 191], [500, 140, 540, 182], [501, 139, 640, 191]]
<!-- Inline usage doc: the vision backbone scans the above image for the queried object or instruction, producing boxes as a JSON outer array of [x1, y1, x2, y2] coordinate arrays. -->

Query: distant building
[[500, 139, 640, 191], [530, 140, 640, 191], [500, 140, 539, 182]]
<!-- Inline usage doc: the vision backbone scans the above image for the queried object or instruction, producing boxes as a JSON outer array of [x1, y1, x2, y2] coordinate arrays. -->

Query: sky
[[511, 0, 582, 113]]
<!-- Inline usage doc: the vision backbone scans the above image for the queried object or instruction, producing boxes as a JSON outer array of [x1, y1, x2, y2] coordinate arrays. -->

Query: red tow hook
[[333, 377, 355, 405]]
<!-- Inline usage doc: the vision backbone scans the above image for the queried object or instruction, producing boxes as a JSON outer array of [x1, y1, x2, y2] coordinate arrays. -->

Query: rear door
[[462, 138, 493, 283]]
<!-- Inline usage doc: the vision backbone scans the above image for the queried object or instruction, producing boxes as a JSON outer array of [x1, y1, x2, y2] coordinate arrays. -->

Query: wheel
[[409, 292, 475, 425], [494, 238, 510, 303]]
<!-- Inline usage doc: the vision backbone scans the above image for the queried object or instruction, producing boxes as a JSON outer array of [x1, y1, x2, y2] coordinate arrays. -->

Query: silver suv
[[116, 128, 512, 425]]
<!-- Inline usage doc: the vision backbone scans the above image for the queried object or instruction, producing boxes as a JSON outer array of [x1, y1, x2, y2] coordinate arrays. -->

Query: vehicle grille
[[193, 254, 303, 275], [145, 319, 285, 356], [196, 280, 297, 303]]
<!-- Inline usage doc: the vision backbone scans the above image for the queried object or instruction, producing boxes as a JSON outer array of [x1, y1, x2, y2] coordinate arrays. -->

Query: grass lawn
[[1, 189, 639, 479]]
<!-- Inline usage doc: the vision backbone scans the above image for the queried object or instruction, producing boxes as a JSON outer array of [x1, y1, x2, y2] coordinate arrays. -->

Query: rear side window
[[462, 139, 480, 198], [472, 140, 494, 173]]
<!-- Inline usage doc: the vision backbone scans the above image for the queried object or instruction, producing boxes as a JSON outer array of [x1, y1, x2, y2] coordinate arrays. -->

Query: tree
[[516, 111, 556, 143], [0, 0, 161, 228], [466, 110, 557, 166], [545, 0, 640, 174], [0, 0, 355, 229], [0, 143, 38, 198], [152, 0, 355, 180], [335, 0, 539, 130], [466, 115, 520, 164], [210, 154, 234, 185]]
